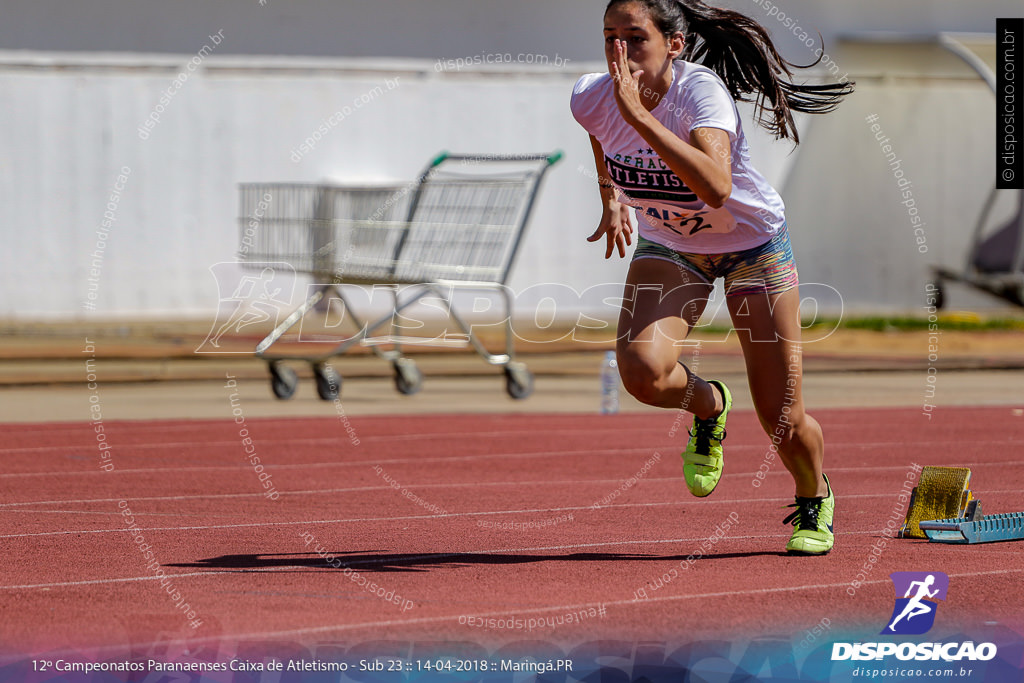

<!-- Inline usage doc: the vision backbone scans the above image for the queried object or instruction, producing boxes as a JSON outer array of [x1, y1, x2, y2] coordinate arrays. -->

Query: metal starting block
[[920, 503, 1024, 544], [899, 466, 973, 539]]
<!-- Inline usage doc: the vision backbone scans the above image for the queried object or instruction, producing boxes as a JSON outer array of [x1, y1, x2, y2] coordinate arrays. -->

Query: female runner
[[571, 0, 853, 554]]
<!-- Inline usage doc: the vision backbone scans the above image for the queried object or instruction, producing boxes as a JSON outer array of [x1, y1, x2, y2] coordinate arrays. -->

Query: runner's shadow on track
[[695, 551, 790, 559], [168, 549, 783, 573]]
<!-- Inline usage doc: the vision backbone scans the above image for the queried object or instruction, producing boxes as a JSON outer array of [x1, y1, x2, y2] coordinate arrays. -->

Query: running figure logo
[[882, 571, 949, 635], [198, 262, 296, 353]]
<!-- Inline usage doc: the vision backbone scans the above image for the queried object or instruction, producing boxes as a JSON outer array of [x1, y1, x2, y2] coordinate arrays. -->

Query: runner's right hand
[[588, 199, 633, 259]]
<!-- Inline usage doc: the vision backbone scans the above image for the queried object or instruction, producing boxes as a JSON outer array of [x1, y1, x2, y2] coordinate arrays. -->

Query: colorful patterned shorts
[[632, 226, 799, 297]]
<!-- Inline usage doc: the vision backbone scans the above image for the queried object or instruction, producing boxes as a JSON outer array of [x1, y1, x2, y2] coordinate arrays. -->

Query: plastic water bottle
[[600, 350, 619, 414]]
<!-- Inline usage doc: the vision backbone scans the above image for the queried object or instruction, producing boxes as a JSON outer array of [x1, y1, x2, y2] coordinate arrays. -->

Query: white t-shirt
[[570, 60, 786, 254]]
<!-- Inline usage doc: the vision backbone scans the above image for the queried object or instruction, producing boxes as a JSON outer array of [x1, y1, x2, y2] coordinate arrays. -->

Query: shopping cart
[[237, 151, 562, 400]]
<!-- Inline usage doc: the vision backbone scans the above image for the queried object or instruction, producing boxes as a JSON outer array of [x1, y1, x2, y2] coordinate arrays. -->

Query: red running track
[[2, 406, 1023, 658]]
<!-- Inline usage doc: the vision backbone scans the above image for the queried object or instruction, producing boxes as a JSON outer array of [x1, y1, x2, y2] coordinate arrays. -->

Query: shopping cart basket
[[237, 151, 562, 400]]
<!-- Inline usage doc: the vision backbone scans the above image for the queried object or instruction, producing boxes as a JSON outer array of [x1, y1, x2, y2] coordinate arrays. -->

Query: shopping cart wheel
[[269, 362, 298, 400], [929, 281, 945, 310], [504, 363, 534, 400], [313, 364, 341, 401], [393, 358, 423, 395]]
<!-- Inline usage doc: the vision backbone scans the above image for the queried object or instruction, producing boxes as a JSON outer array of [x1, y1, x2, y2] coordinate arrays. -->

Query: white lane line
[[5, 567, 1017, 655], [0, 477, 662, 508], [3, 458, 1024, 509], [5, 431, 1019, 459], [3, 439, 1020, 479], [0, 528, 921, 591], [231, 568, 1021, 642], [0, 427, 662, 454], [9, 489, 1022, 539], [2, 569, 256, 590], [0, 500, 734, 539], [0, 447, 657, 478], [1, 534, 761, 590], [0, 508, 243, 519]]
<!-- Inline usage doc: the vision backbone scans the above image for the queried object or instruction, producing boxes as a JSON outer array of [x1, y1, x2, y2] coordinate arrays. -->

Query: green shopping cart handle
[[428, 150, 563, 167]]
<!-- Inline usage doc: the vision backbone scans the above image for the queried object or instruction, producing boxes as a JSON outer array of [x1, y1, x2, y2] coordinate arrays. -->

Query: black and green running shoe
[[784, 473, 835, 555], [681, 380, 731, 497]]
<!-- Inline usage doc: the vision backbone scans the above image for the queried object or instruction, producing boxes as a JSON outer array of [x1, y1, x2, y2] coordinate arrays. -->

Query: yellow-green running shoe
[[681, 380, 731, 497], [784, 474, 835, 555]]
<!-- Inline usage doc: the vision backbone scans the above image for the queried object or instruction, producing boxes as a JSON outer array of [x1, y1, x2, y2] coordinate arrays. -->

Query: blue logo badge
[[881, 571, 949, 635]]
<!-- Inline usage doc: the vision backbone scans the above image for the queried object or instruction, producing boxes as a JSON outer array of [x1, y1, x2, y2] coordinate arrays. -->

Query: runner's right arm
[[586, 135, 633, 259]]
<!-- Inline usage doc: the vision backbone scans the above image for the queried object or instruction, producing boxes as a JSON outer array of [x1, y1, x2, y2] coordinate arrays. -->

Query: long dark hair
[[605, 0, 854, 142]]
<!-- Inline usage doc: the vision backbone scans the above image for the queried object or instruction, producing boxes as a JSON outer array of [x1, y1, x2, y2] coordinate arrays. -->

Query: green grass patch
[[809, 316, 1024, 332]]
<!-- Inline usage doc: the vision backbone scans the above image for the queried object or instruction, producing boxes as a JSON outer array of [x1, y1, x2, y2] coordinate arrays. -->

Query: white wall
[[0, 54, 629, 319], [783, 38, 1018, 315], [1, 0, 1017, 320]]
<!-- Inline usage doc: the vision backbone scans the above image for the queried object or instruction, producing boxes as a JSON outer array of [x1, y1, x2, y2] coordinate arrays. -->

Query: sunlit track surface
[[2, 407, 1023, 659]]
